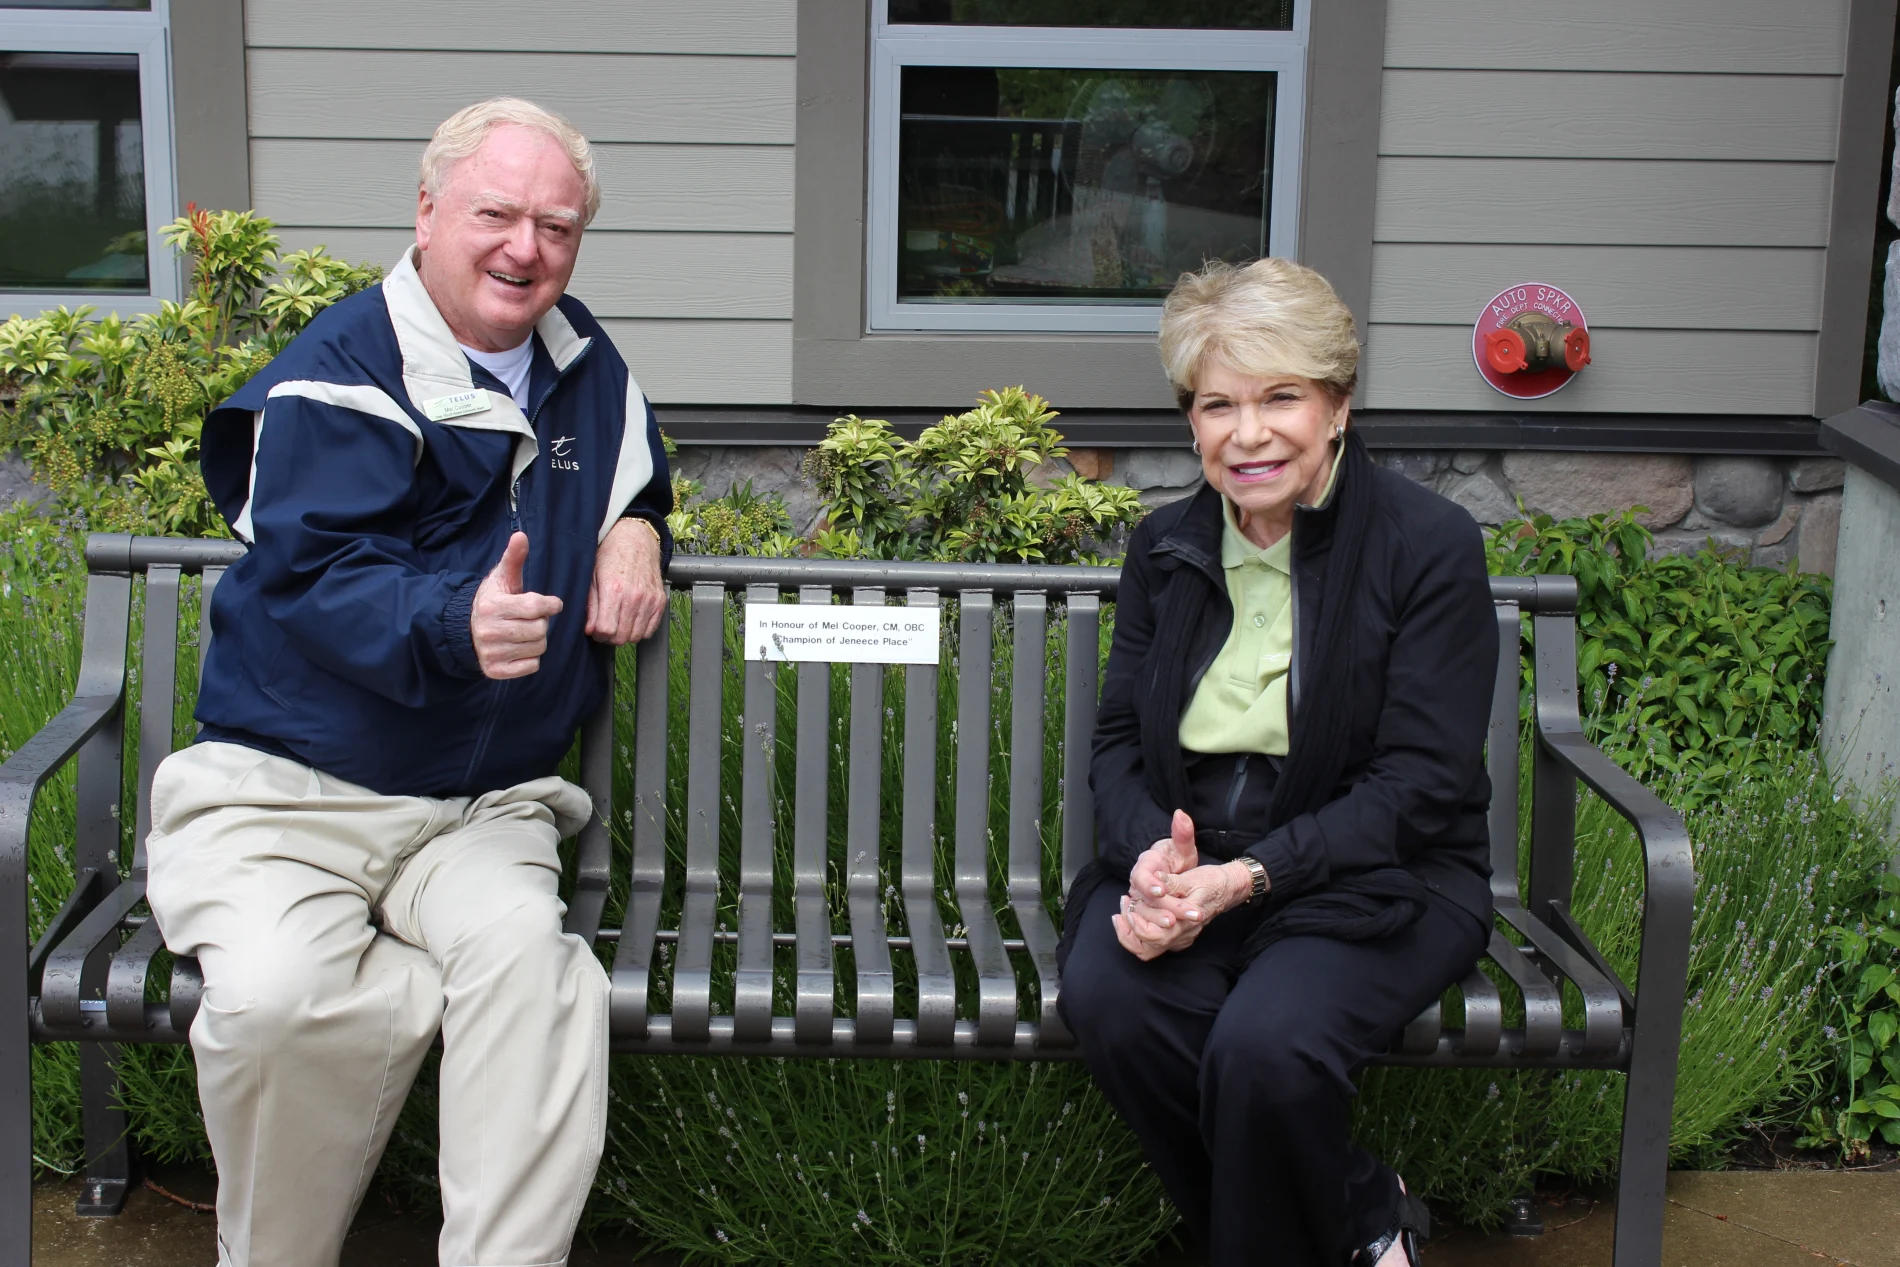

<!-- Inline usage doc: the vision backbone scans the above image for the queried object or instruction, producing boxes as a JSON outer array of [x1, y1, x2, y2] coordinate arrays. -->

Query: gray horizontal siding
[[1380, 71, 1841, 160], [598, 320, 792, 405], [1361, 326, 1818, 413], [246, 50, 795, 144], [251, 139, 793, 233], [1372, 158, 1833, 247], [1369, 245, 1825, 331], [244, 0, 796, 56], [1369, 2, 1849, 414], [1385, 0, 1848, 74], [270, 227, 791, 322], [244, 4, 797, 405]]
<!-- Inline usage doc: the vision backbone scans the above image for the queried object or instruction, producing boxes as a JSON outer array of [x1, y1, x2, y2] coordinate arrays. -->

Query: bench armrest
[[1534, 728, 1695, 1007], [1, 690, 127, 997], [0, 689, 126, 852]]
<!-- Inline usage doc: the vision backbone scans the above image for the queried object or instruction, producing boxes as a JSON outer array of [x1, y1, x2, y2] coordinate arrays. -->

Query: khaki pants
[[145, 742, 610, 1267]]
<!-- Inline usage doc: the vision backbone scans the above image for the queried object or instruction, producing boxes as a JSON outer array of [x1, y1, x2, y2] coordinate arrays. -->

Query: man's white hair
[[420, 97, 601, 225]]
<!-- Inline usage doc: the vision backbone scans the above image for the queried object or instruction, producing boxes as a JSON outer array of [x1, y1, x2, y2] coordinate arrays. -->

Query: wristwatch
[[1237, 855, 1270, 905]]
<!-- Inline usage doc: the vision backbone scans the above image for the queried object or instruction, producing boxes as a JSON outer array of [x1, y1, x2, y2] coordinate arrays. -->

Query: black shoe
[[1349, 1189, 1429, 1266]]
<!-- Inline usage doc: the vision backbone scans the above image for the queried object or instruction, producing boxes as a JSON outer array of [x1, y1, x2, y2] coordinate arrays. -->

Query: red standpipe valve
[[1473, 283, 1589, 400], [1563, 327, 1592, 372], [1487, 311, 1586, 375], [1484, 327, 1528, 374]]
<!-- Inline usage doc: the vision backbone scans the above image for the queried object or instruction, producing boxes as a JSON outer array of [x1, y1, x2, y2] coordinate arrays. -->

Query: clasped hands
[[1112, 809, 1265, 961], [471, 520, 666, 679]]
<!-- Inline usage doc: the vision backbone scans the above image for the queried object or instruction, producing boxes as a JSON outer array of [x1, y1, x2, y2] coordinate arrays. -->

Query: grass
[[2, 524, 1892, 1258]]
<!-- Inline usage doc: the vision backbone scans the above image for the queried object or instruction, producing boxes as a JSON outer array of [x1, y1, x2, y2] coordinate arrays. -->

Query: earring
[[1191, 437, 1203, 456], [1332, 423, 1344, 443]]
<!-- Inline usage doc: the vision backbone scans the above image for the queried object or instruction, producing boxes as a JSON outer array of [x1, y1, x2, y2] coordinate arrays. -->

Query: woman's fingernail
[[1150, 886, 1163, 897], [1186, 910, 1201, 921]]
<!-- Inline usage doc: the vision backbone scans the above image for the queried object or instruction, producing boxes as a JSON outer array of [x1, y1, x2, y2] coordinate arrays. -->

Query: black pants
[[1059, 880, 1486, 1266]]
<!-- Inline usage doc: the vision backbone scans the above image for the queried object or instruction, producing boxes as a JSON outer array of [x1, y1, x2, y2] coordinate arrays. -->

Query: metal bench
[[3, 533, 1693, 1266]]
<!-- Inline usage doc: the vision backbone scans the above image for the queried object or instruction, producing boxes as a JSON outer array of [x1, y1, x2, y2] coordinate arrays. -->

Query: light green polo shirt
[[1177, 447, 1341, 756]]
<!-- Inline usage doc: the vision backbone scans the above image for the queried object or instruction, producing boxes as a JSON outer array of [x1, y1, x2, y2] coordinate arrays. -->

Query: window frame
[[866, 5, 1308, 334], [0, 0, 179, 318]]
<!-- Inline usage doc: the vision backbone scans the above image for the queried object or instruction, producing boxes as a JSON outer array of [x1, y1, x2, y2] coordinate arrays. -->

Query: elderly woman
[[1057, 259, 1497, 1267]]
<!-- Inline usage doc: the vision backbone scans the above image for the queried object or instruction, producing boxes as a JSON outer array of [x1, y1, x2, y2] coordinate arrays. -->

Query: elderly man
[[144, 98, 670, 1267]]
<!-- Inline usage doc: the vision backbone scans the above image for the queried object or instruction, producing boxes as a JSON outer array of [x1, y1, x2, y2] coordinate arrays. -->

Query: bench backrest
[[72, 534, 1586, 1051]]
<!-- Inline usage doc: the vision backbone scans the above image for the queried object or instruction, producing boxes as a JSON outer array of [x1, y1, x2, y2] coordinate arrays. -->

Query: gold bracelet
[[624, 515, 662, 549]]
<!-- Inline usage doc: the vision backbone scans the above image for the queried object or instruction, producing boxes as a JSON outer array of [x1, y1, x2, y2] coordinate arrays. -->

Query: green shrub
[[668, 476, 801, 559], [1489, 509, 1833, 799], [1798, 871, 1900, 1158], [800, 388, 1143, 564], [0, 207, 380, 537], [591, 1057, 1172, 1264]]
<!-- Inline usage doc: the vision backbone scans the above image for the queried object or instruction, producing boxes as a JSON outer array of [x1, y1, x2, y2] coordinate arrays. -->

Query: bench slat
[[609, 619, 670, 1039], [1400, 999, 1443, 1054], [1487, 931, 1564, 1057], [792, 586, 836, 1044], [1006, 593, 1068, 1047], [565, 687, 614, 945], [168, 955, 202, 1034], [1487, 600, 1523, 906], [672, 583, 726, 1042], [105, 896, 163, 1033], [1498, 904, 1627, 1057], [954, 593, 1018, 1047], [133, 565, 182, 869], [901, 590, 957, 1046], [1060, 594, 1100, 898], [846, 588, 896, 1044], [39, 883, 145, 1029], [197, 565, 226, 682], [733, 584, 779, 1042], [1455, 966, 1504, 1057]]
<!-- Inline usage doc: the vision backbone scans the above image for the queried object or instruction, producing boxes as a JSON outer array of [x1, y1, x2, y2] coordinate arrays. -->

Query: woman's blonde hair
[[420, 97, 601, 226], [1157, 258, 1360, 411]]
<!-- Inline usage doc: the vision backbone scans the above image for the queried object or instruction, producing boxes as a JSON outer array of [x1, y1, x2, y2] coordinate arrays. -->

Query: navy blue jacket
[[195, 248, 671, 797]]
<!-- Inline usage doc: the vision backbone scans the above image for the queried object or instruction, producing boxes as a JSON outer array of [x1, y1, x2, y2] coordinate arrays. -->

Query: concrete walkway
[[27, 1169, 1900, 1266]]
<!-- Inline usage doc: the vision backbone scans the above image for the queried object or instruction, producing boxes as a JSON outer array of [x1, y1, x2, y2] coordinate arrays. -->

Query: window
[[867, 1, 1305, 333], [0, 0, 176, 314]]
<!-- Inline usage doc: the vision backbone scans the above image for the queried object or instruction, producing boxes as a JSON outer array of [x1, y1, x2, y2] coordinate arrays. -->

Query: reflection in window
[[0, 51, 146, 292], [898, 66, 1271, 304], [887, 0, 1292, 30]]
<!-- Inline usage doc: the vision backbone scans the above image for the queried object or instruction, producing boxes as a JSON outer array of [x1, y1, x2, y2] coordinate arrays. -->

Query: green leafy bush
[[1799, 871, 1900, 1158], [667, 475, 801, 559], [1489, 509, 1832, 798], [800, 388, 1143, 563], [0, 206, 381, 536]]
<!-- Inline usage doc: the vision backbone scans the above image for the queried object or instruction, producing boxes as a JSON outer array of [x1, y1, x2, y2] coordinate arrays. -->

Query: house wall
[[240, 0, 797, 404], [1361, 0, 1850, 414], [236, 0, 1872, 418]]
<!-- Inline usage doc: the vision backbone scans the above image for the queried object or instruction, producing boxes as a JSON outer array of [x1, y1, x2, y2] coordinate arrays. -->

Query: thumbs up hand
[[472, 532, 565, 679], [1112, 809, 1265, 960]]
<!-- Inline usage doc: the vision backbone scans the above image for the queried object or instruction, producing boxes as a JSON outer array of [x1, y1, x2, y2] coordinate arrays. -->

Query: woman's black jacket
[[1089, 468, 1499, 932]]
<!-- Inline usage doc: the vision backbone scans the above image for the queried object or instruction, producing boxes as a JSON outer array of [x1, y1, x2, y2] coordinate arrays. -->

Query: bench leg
[[1, 1016, 27, 1267], [75, 1041, 132, 1215], [1610, 1048, 1675, 1267]]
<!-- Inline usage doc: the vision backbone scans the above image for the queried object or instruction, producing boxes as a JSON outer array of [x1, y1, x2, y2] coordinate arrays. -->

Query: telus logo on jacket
[[195, 248, 672, 798]]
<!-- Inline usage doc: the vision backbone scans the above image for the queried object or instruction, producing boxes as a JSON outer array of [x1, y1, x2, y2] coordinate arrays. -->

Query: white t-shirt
[[460, 337, 534, 410]]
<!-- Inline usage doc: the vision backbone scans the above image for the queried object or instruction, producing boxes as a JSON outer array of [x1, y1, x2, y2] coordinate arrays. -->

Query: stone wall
[[674, 444, 1844, 576], [1095, 447, 1843, 575]]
